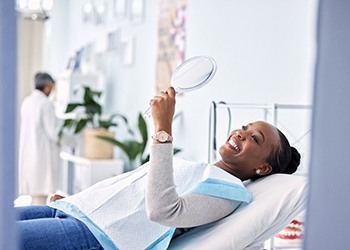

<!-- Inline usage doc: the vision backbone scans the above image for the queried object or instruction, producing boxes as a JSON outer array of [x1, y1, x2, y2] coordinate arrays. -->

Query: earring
[[255, 169, 261, 174]]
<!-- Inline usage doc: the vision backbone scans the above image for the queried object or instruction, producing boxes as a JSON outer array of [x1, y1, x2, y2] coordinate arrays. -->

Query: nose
[[234, 130, 245, 140]]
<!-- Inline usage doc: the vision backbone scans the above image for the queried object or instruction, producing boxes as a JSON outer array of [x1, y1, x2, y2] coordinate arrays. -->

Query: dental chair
[[168, 173, 307, 250]]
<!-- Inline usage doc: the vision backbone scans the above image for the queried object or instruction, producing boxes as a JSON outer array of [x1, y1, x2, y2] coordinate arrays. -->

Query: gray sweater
[[146, 143, 241, 229], [50, 143, 245, 249]]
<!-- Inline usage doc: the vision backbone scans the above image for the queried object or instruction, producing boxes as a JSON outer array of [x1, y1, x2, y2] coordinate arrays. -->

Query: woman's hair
[[265, 128, 301, 175], [34, 72, 54, 91]]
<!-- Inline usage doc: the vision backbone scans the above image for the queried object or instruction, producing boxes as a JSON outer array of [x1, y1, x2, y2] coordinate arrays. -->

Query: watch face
[[158, 131, 168, 142], [153, 131, 172, 142]]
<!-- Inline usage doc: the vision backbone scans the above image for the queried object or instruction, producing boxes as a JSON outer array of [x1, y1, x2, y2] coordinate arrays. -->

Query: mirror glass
[[144, 56, 217, 117], [171, 56, 217, 93]]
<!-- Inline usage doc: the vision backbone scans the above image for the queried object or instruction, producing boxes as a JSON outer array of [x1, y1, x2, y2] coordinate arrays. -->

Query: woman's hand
[[49, 194, 65, 202], [150, 86, 176, 136]]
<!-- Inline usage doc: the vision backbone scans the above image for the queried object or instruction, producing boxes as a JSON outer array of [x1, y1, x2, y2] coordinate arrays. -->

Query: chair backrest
[[168, 174, 308, 250]]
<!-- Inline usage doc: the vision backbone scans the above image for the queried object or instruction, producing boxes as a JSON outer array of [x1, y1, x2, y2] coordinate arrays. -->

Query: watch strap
[[152, 130, 173, 142]]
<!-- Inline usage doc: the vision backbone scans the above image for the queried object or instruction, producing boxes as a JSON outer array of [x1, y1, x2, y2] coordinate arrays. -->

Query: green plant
[[58, 85, 128, 144], [98, 112, 182, 172]]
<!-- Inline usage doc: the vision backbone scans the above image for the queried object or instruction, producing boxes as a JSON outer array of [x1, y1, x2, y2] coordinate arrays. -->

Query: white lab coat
[[18, 89, 60, 196]]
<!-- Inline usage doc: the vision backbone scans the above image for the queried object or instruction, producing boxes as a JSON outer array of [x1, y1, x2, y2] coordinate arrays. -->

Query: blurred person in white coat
[[18, 72, 60, 205]]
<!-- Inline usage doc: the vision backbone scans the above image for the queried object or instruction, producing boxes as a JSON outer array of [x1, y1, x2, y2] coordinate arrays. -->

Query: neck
[[214, 160, 245, 181]]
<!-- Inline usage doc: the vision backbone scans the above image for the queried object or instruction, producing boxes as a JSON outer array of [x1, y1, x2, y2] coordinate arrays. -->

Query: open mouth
[[228, 136, 240, 152], [275, 219, 304, 241]]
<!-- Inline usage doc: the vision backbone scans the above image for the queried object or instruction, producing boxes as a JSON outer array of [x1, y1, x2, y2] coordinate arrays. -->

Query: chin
[[218, 144, 232, 157]]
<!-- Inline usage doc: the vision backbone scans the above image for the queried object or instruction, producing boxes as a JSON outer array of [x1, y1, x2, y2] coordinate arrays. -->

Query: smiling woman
[[13, 1, 313, 249], [14, 87, 302, 250], [216, 121, 300, 181]]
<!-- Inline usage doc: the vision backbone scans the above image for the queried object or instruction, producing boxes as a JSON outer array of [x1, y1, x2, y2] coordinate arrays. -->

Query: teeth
[[289, 223, 304, 230], [275, 220, 304, 240], [276, 229, 303, 238], [228, 137, 240, 151]]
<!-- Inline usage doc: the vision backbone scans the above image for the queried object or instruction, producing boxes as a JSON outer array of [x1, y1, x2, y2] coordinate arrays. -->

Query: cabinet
[[60, 151, 124, 195]]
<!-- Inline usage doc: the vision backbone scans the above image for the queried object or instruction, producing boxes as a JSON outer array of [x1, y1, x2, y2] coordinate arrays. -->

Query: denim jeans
[[15, 205, 103, 250]]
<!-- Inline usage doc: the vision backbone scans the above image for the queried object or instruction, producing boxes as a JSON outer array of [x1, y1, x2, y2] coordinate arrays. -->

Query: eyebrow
[[248, 123, 265, 143]]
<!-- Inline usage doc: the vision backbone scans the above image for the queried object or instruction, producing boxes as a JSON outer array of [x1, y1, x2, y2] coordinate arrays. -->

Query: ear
[[42, 84, 51, 96], [257, 164, 272, 176]]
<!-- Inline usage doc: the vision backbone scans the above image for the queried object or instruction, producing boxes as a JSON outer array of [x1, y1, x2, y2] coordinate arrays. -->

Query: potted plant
[[98, 112, 182, 172], [58, 85, 129, 159]]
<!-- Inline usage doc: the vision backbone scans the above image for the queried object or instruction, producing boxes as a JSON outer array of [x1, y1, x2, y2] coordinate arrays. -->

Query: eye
[[252, 135, 259, 144], [242, 125, 247, 131]]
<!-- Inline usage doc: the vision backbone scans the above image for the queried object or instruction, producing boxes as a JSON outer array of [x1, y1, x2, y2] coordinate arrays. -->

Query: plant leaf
[[97, 136, 127, 151], [97, 135, 142, 162], [63, 119, 75, 128], [99, 120, 117, 129], [173, 112, 183, 121], [110, 114, 129, 124], [89, 88, 102, 98], [83, 86, 102, 114], [141, 154, 150, 165], [65, 103, 83, 113], [104, 114, 130, 130], [138, 113, 148, 153], [86, 102, 101, 115], [173, 148, 182, 155], [75, 119, 88, 133]]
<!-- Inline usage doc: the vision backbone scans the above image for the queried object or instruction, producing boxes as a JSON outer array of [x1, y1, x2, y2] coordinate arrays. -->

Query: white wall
[[48, 0, 317, 162]]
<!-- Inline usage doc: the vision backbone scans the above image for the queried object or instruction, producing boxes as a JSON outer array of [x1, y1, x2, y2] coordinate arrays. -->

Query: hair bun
[[284, 147, 301, 174]]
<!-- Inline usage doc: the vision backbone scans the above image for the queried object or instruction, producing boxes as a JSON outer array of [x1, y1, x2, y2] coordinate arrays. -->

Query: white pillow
[[168, 174, 308, 250]]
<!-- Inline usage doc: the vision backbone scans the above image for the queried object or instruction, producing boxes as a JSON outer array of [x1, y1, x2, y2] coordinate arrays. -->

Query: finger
[[167, 87, 176, 97], [150, 95, 162, 103], [160, 91, 168, 97]]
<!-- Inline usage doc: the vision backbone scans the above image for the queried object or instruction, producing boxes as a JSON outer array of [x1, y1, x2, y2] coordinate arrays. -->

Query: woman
[[15, 87, 300, 250]]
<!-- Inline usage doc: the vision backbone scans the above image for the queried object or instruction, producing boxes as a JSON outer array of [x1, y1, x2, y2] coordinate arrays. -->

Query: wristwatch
[[152, 130, 173, 143]]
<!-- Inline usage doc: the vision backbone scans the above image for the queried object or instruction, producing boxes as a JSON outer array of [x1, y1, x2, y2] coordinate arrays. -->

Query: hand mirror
[[145, 55, 217, 117]]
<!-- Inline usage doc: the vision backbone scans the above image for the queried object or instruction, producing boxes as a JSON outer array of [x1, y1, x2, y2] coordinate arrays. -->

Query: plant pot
[[84, 128, 115, 159]]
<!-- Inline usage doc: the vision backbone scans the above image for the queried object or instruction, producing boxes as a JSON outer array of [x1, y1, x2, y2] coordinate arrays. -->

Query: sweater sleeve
[[146, 144, 241, 228]]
